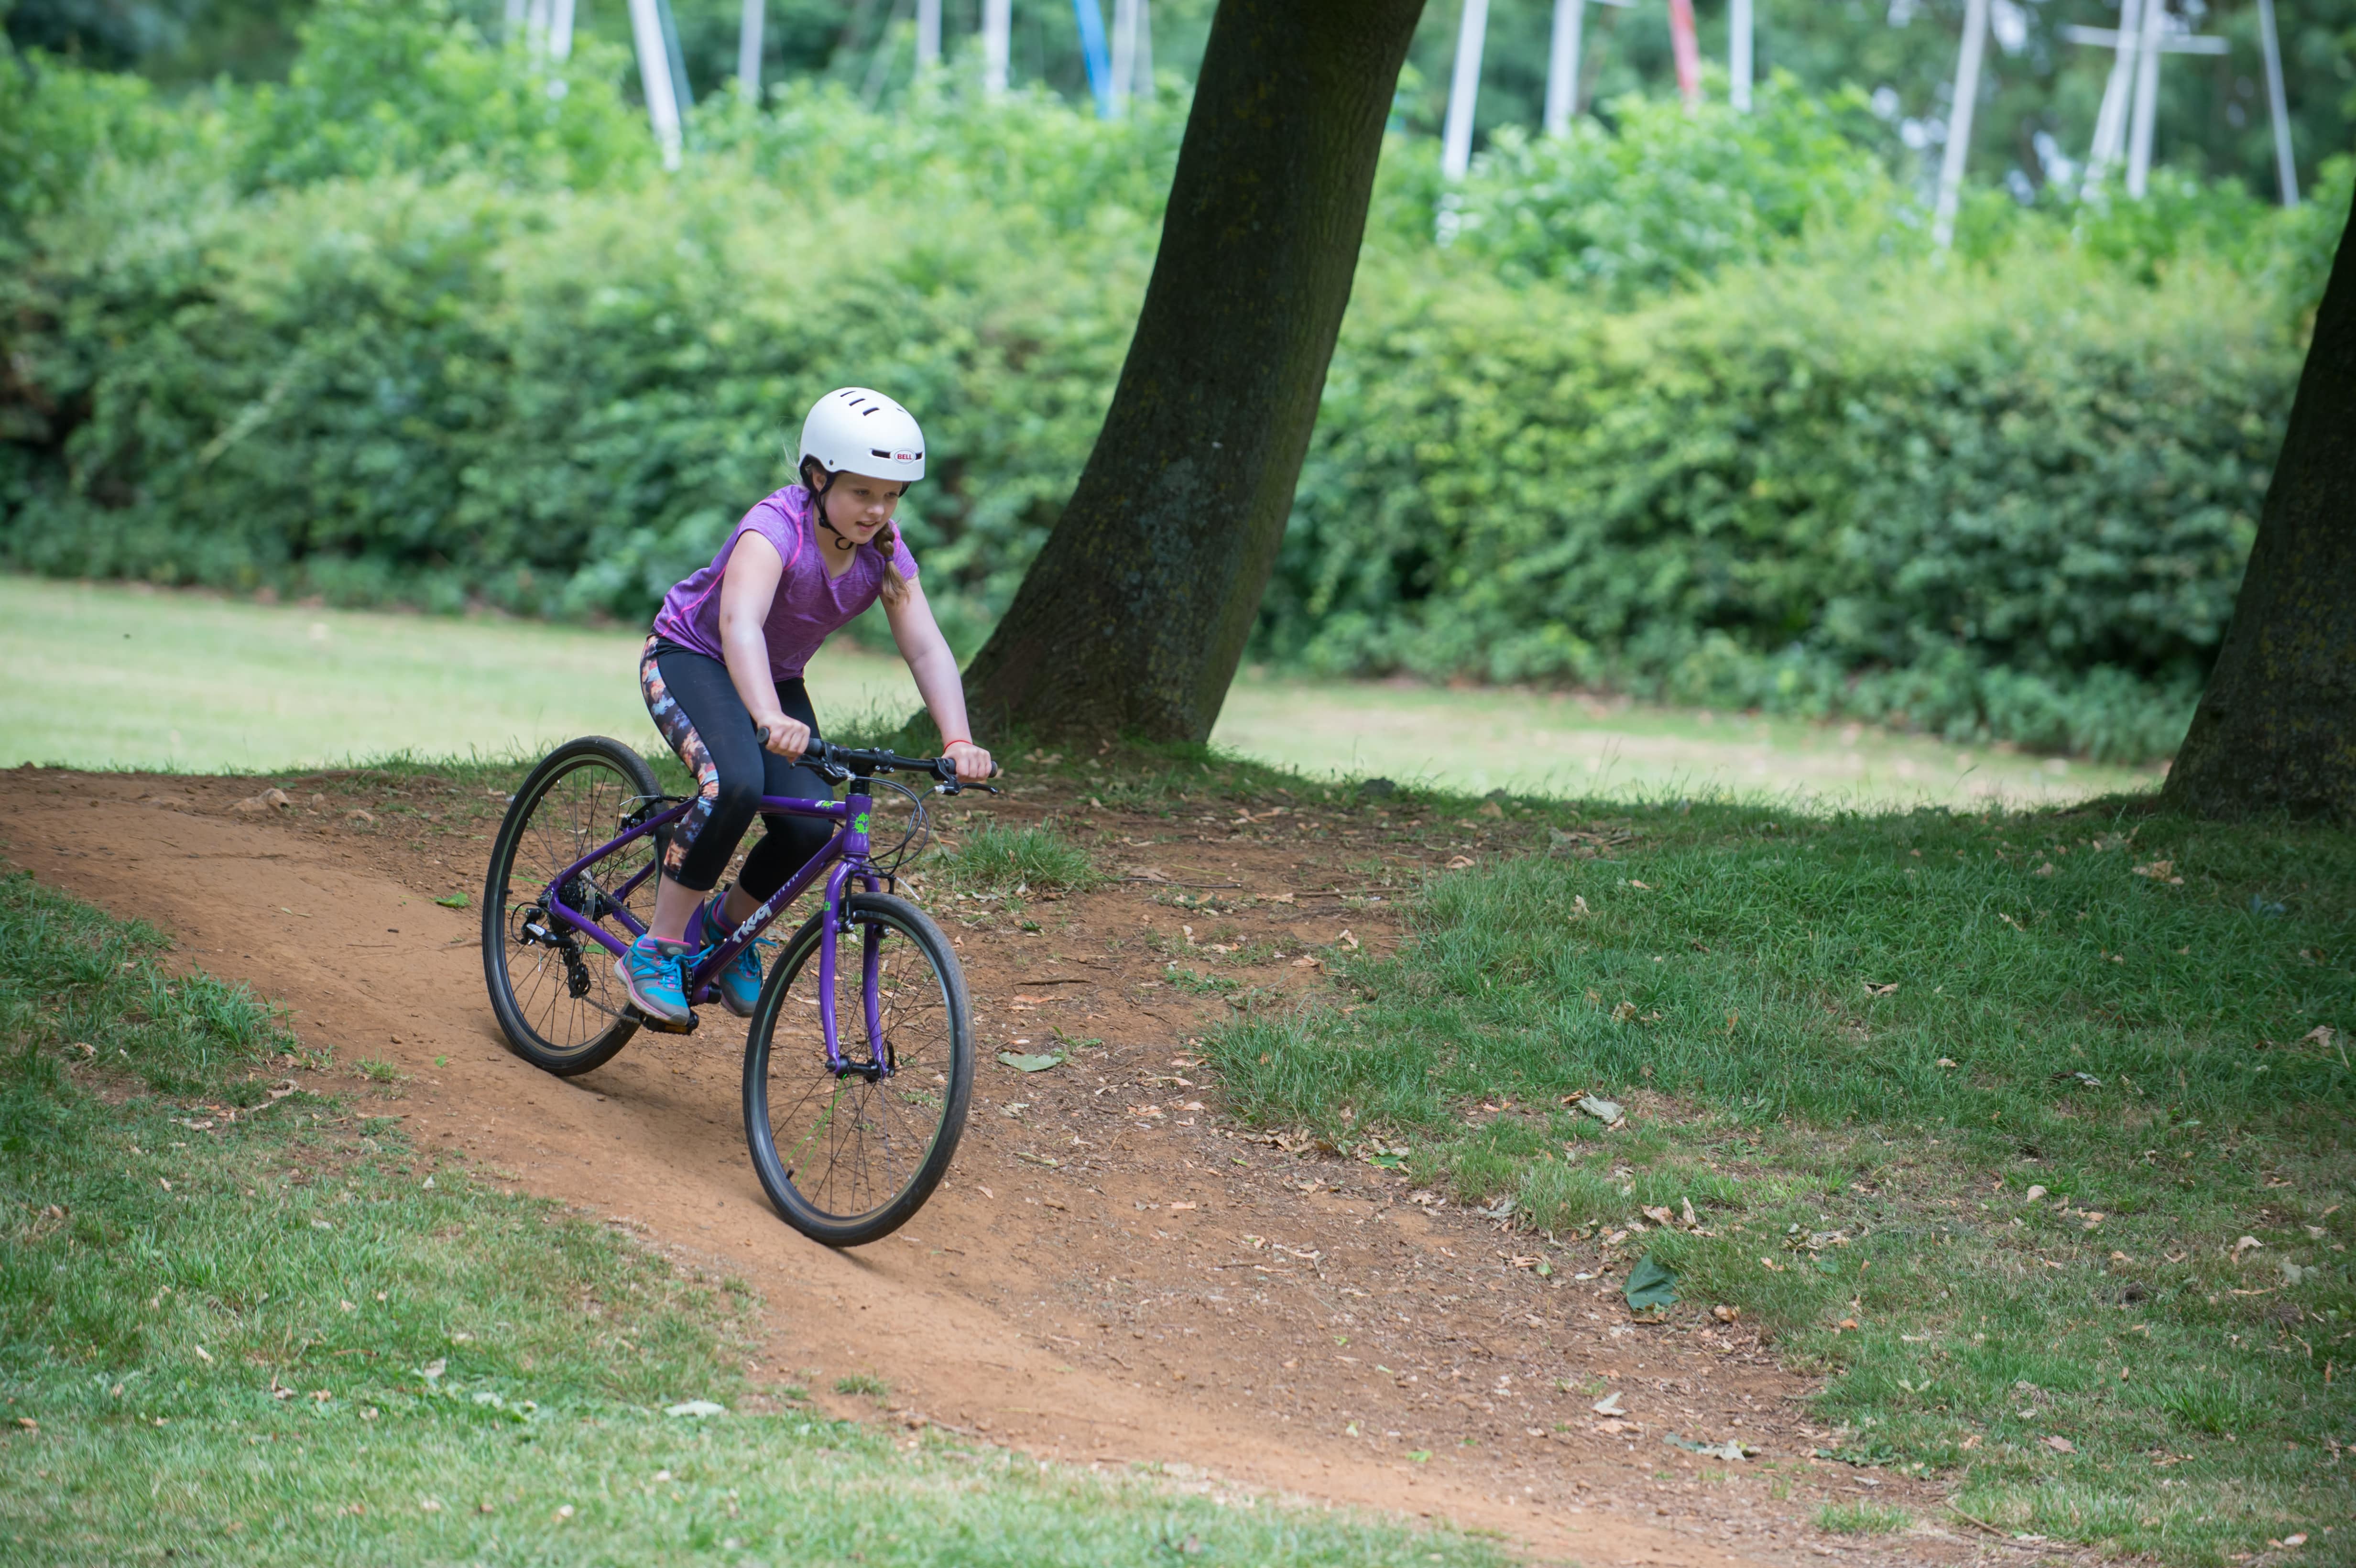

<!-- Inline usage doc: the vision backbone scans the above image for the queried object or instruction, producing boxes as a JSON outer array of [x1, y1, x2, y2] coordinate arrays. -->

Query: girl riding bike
[[623, 388, 992, 1025]]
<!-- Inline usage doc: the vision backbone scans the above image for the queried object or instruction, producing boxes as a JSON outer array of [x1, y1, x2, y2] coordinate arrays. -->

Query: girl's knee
[[711, 772, 766, 823]]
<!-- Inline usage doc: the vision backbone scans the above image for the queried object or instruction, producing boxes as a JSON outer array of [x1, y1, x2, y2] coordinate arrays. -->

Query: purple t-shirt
[[649, 485, 918, 682]]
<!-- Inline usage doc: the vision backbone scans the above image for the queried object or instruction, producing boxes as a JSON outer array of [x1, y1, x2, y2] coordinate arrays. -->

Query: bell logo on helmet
[[894, 450, 916, 463]]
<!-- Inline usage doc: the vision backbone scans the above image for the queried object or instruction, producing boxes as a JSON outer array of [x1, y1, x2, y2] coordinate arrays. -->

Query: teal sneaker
[[692, 900, 763, 1018], [616, 935, 691, 1024]]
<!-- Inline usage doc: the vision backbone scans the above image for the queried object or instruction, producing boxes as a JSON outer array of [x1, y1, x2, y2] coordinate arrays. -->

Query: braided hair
[[802, 457, 910, 609]]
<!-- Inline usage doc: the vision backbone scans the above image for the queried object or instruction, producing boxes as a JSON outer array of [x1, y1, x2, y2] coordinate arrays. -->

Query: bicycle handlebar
[[757, 730, 1002, 788]]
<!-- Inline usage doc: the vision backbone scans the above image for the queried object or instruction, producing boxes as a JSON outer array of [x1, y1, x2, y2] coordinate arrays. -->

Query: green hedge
[[1273, 253, 2297, 760], [0, 11, 2337, 761]]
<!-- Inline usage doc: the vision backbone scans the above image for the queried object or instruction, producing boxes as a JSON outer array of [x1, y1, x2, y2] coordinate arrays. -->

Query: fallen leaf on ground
[[433, 893, 468, 909], [1624, 1253, 1678, 1312], [1711, 1305, 1740, 1323], [1592, 1391, 1625, 1415], [1862, 980, 1898, 998], [996, 1052, 1063, 1073], [664, 1400, 726, 1418], [2043, 1435, 2076, 1453]]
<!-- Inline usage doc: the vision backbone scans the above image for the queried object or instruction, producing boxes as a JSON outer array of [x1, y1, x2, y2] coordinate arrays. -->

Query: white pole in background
[[627, 0, 684, 168], [2124, 0, 2164, 197], [1111, 0, 1138, 113], [1545, 0, 1585, 136], [526, 0, 552, 56], [549, 0, 576, 60], [1441, 0, 1490, 180], [916, 0, 941, 69], [1930, 0, 1989, 250], [2079, 3, 2138, 194], [983, 0, 1012, 94], [2255, 0, 2298, 206], [1134, 0, 1151, 95], [738, 0, 765, 102], [1730, 0, 1753, 112]]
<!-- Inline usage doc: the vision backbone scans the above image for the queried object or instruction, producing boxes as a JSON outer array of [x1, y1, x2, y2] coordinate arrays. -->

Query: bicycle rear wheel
[[482, 736, 663, 1076], [742, 893, 972, 1247]]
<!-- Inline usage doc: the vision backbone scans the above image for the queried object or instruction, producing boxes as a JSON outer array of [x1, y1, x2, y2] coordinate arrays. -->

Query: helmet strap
[[803, 459, 857, 552]]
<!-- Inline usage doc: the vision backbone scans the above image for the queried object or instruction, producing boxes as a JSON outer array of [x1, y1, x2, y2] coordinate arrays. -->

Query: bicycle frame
[[536, 784, 889, 1076]]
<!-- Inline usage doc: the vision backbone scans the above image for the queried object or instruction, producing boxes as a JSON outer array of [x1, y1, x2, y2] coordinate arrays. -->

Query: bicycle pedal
[[631, 1006, 699, 1036]]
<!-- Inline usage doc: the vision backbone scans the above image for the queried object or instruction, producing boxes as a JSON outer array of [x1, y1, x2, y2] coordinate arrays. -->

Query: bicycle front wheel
[[482, 736, 661, 1077], [742, 893, 972, 1247]]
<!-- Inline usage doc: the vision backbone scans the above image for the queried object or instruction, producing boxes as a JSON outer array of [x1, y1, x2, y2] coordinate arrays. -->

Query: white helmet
[[797, 387, 926, 484]]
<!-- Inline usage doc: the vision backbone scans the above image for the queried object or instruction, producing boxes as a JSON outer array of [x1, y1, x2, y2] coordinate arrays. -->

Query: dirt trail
[[3, 766, 2008, 1568]]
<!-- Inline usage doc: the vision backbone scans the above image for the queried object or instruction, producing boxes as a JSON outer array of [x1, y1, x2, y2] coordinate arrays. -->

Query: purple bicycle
[[478, 734, 994, 1246]]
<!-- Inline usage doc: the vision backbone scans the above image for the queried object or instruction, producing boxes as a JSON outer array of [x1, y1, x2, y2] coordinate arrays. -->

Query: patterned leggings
[[639, 635, 833, 897]]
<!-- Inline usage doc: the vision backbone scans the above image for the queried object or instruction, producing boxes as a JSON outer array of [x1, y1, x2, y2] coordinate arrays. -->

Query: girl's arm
[[884, 577, 993, 782], [716, 532, 809, 757]]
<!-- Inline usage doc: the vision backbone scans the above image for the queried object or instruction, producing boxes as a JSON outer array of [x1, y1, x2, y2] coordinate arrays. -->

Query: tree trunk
[[961, 0, 1428, 743], [2162, 197, 2356, 820]]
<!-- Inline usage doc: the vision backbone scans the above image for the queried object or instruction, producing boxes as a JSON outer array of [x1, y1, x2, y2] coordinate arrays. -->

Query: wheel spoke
[[753, 904, 964, 1238], [489, 751, 656, 1067]]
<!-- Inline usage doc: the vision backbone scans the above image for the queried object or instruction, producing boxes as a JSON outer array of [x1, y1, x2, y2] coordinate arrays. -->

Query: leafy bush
[[1445, 78, 1905, 298], [230, 0, 651, 191], [1265, 250, 2293, 761], [0, 12, 2337, 762]]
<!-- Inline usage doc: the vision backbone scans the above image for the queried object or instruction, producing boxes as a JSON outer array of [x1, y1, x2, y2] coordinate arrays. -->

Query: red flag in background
[[1667, 0, 1701, 107]]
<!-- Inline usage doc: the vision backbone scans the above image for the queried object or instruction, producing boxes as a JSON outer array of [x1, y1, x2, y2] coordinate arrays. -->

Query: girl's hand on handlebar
[[945, 740, 993, 782], [759, 716, 812, 760]]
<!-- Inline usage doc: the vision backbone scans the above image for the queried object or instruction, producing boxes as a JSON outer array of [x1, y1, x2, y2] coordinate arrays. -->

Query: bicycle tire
[[482, 736, 663, 1077], [742, 892, 973, 1247]]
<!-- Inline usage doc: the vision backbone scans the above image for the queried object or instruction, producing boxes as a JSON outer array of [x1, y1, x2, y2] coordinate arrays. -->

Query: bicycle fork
[[814, 789, 889, 1080]]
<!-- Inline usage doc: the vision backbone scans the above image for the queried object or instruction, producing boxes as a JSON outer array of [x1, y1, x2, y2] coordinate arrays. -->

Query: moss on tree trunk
[[962, 0, 1428, 742]]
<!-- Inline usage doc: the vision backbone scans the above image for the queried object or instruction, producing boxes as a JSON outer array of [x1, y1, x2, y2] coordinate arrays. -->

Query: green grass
[[1208, 796, 2356, 1565], [1815, 1501, 1912, 1534], [0, 872, 1510, 1567], [0, 574, 2157, 806], [921, 823, 1106, 896]]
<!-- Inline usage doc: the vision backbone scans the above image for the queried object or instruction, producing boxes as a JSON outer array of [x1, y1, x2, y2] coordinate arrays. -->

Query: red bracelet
[[942, 737, 971, 747]]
